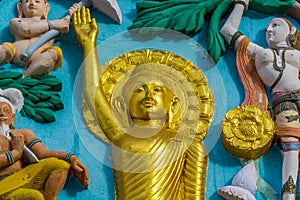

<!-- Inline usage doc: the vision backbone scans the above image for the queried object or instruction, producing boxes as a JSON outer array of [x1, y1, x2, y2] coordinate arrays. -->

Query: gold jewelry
[[288, 32, 298, 47], [282, 175, 296, 196]]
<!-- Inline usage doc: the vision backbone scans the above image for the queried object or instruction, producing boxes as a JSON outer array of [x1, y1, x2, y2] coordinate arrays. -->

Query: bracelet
[[5, 151, 14, 165], [234, 0, 248, 14], [47, 20, 53, 30], [65, 152, 74, 163], [230, 31, 244, 48], [26, 138, 42, 149]]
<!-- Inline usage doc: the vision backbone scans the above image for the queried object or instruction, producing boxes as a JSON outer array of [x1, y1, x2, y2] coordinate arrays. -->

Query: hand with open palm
[[72, 7, 98, 49]]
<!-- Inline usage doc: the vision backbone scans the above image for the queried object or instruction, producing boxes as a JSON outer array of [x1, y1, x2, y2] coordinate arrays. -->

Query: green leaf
[[22, 104, 36, 119], [35, 108, 55, 122], [8, 83, 26, 90], [33, 113, 45, 123], [29, 90, 51, 101], [14, 77, 39, 86], [249, 0, 295, 13], [38, 77, 62, 91], [25, 93, 40, 103], [34, 102, 54, 110], [0, 71, 22, 80], [131, 1, 210, 36], [48, 95, 64, 111], [0, 78, 14, 88], [24, 98, 34, 107], [30, 85, 52, 91], [206, 0, 231, 62]]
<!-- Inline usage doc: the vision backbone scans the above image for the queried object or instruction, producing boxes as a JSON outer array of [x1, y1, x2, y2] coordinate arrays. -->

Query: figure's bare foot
[[282, 192, 296, 200], [218, 186, 256, 200]]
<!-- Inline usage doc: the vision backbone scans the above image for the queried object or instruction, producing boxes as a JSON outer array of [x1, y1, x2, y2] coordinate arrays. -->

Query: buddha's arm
[[73, 7, 123, 143], [183, 139, 208, 199]]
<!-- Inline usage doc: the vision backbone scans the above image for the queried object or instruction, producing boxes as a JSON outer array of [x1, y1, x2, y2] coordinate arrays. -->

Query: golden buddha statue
[[72, 7, 214, 200]]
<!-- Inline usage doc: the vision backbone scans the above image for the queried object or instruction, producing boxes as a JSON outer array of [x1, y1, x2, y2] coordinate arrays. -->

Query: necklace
[[272, 46, 294, 55], [269, 47, 293, 91], [271, 47, 293, 71]]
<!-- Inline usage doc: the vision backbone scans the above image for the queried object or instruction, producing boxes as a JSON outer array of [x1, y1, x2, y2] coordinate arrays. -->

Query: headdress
[[0, 88, 24, 113]]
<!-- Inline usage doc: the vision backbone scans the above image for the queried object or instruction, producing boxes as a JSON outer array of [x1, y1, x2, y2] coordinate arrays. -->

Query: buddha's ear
[[167, 96, 180, 129], [41, 2, 50, 19], [17, 2, 23, 18], [112, 96, 132, 127]]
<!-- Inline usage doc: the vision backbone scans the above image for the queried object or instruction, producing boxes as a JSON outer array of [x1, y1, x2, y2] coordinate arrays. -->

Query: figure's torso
[[112, 128, 185, 200], [9, 18, 55, 66], [248, 43, 300, 93]]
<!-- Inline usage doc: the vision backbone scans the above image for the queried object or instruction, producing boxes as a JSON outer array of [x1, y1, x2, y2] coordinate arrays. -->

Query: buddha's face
[[128, 82, 173, 120], [20, 0, 48, 19], [266, 18, 290, 48]]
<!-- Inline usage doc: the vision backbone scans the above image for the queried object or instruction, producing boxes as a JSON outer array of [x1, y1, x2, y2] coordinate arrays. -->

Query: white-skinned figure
[[220, 0, 300, 199]]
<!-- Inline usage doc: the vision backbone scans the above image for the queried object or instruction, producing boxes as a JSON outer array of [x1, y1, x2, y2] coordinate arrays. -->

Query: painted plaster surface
[[0, 0, 299, 199]]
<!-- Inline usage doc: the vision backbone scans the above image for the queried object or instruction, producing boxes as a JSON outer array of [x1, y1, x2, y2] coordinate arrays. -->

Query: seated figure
[[0, 0, 78, 77], [0, 87, 89, 200]]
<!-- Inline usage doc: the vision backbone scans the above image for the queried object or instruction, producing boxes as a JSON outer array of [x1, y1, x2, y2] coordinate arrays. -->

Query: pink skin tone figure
[[0, 0, 79, 77]]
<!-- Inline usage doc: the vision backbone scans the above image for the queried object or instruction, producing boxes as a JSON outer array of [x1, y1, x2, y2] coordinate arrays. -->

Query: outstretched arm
[[9, 18, 51, 39], [72, 7, 124, 143], [220, 0, 249, 49], [9, 17, 72, 40]]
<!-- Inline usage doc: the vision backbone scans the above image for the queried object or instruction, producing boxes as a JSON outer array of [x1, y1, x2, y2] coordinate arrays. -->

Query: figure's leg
[[280, 138, 299, 200], [24, 46, 62, 77], [6, 188, 44, 200], [33, 158, 70, 200], [43, 168, 69, 200], [0, 42, 15, 65], [0, 158, 70, 200], [275, 110, 300, 200]]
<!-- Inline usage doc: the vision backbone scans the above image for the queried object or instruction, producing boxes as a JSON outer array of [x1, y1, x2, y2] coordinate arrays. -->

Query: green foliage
[[250, 0, 295, 14], [0, 71, 64, 123], [131, 0, 220, 36], [206, 0, 231, 62], [130, 0, 295, 63], [130, 0, 230, 62]]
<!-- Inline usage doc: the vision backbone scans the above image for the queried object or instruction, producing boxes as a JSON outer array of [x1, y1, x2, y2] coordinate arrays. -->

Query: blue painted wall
[[0, 0, 299, 199]]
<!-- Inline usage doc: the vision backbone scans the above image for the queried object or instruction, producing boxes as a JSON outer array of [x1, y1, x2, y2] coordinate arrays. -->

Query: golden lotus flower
[[221, 105, 275, 160]]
